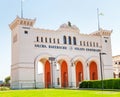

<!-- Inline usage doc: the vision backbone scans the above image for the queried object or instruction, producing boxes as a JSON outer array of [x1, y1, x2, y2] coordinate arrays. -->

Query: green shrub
[[79, 78, 120, 89], [0, 87, 10, 91]]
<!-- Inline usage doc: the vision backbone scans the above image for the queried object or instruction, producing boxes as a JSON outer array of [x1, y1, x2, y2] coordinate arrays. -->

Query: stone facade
[[9, 16, 113, 89]]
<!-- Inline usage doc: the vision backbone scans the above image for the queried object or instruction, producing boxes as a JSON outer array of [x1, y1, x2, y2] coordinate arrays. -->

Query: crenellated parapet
[[90, 28, 112, 36], [9, 16, 36, 31]]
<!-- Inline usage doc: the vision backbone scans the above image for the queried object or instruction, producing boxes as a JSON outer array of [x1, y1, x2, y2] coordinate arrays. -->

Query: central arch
[[61, 60, 68, 87], [44, 60, 51, 88], [89, 61, 98, 80], [76, 61, 84, 87]]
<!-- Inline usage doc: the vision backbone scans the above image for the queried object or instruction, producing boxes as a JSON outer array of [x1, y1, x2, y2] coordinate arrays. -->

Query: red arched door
[[44, 60, 51, 88], [89, 61, 98, 80], [76, 61, 84, 87], [61, 60, 68, 87]]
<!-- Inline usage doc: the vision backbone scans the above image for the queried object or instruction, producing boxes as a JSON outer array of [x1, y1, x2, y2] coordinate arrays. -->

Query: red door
[[61, 61, 68, 87], [89, 61, 98, 80], [45, 60, 51, 88], [76, 61, 84, 87]]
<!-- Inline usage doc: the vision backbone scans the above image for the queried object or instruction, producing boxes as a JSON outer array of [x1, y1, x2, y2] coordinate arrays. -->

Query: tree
[[4, 76, 10, 84]]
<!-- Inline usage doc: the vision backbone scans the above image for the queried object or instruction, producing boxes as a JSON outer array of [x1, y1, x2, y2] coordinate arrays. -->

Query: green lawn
[[0, 89, 120, 97]]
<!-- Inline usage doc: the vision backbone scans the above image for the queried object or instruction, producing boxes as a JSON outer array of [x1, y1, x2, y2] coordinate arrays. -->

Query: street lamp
[[99, 52, 106, 90]]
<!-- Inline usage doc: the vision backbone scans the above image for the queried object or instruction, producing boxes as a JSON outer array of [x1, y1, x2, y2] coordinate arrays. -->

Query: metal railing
[[10, 82, 77, 89]]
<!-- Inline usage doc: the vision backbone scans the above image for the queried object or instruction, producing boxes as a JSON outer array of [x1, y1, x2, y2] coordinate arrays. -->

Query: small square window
[[105, 40, 107, 43], [24, 31, 28, 34]]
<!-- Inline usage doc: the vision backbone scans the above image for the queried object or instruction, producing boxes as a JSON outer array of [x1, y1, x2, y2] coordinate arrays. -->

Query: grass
[[0, 89, 120, 97]]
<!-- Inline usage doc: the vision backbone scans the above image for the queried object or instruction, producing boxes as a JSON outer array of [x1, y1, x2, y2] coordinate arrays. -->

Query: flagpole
[[21, 0, 23, 18], [97, 8, 100, 31]]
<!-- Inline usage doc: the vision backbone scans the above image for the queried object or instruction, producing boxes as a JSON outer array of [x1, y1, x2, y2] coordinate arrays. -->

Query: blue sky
[[0, 0, 120, 80]]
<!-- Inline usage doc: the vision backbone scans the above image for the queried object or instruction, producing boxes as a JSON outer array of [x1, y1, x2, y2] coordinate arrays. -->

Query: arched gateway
[[44, 60, 51, 88], [10, 17, 113, 89], [61, 60, 68, 87], [89, 61, 98, 80], [76, 61, 84, 87]]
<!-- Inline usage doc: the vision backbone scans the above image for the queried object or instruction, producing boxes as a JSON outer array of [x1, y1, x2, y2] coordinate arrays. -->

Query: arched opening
[[45, 37, 47, 43], [44, 60, 51, 88], [68, 36, 72, 45], [89, 61, 98, 80], [36, 36, 39, 42], [53, 38, 55, 43], [73, 37, 76, 45], [76, 61, 84, 87], [61, 60, 68, 87], [41, 37, 43, 42], [63, 36, 67, 44]]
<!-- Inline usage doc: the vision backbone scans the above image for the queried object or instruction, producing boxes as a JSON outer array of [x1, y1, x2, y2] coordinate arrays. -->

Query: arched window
[[73, 37, 76, 45], [68, 36, 72, 45], [80, 41, 82, 46], [96, 42, 98, 47], [83, 41, 85, 46], [93, 42, 95, 47], [87, 41, 89, 46], [36, 36, 39, 42], [53, 38, 55, 43], [45, 37, 47, 43], [41, 37, 43, 42], [57, 39, 60, 44], [49, 38, 51, 43], [63, 36, 67, 44]]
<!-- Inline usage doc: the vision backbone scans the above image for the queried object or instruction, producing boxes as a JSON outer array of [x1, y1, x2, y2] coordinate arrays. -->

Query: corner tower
[[9, 16, 36, 89], [91, 29, 113, 79]]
